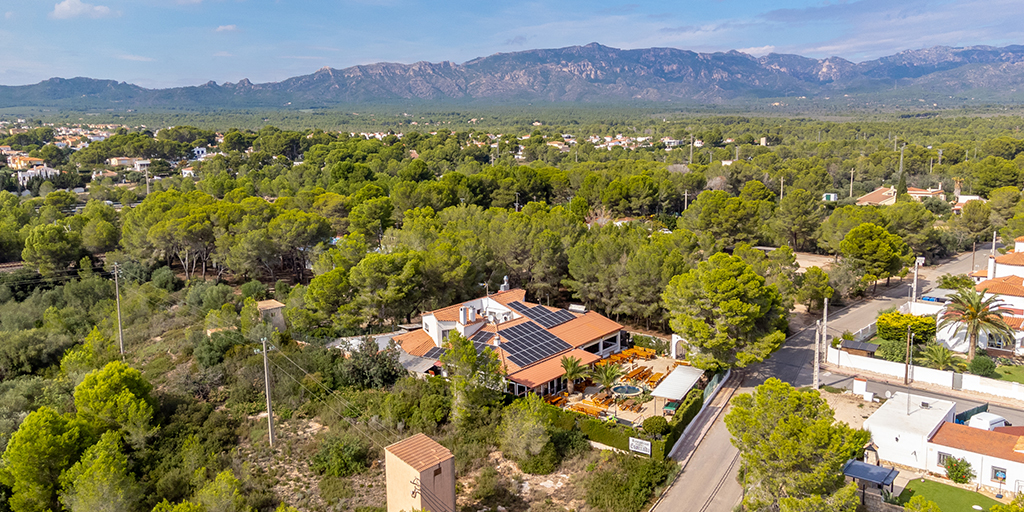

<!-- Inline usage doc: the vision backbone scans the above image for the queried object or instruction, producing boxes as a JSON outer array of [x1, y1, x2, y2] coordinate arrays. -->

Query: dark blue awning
[[842, 460, 899, 486]]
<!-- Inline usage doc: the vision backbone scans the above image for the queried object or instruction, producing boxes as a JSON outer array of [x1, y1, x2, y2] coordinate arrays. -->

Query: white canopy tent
[[651, 365, 704, 401]]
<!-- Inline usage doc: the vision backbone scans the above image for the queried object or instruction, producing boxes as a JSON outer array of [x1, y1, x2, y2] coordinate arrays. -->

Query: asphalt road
[[655, 249, 1016, 511]]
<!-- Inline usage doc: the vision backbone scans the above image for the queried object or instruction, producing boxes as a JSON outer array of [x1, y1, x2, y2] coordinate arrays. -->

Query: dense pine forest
[[1, 114, 1024, 512]]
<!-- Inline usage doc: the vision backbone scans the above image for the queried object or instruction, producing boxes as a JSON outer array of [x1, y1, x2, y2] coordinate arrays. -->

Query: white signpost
[[629, 437, 652, 456]]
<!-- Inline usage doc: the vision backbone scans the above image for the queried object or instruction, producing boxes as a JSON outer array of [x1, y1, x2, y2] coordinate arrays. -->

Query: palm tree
[[594, 364, 624, 392], [920, 344, 966, 372], [938, 288, 1013, 362], [561, 356, 590, 395]]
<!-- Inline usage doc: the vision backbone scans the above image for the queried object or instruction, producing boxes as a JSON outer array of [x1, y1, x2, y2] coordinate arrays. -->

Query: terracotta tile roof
[[489, 288, 526, 306], [507, 349, 601, 389], [385, 433, 453, 472], [856, 187, 897, 206], [548, 312, 624, 348], [1002, 316, 1024, 330], [929, 422, 1024, 464], [430, 302, 465, 322], [995, 426, 1024, 436], [394, 329, 435, 357], [977, 276, 1024, 297], [256, 299, 285, 310], [995, 252, 1024, 266], [1016, 236, 1024, 243], [969, 269, 988, 278]]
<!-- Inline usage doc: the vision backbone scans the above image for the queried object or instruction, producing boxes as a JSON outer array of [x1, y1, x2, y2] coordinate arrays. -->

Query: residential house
[[256, 300, 287, 332], [108, 157, 137, 167], [865, 393, 1024, 496], [9, 155, 45, 170], [936, 236, 1024, 357], [855, 185, 944, 207], [16, 166, 61, 186], [393, 288, 625, 396], [134, 160, 151, 173], [91, 169, 119, 181]]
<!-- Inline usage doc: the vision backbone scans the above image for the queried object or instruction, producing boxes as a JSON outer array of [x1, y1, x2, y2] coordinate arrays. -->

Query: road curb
[[649, 371, 742, 512]]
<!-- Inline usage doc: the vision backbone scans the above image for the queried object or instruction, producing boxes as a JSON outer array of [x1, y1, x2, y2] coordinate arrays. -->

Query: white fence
[[826, 347, 1024, 401]]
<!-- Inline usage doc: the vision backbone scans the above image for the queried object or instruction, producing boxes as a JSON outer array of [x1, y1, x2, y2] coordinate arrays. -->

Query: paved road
[[655, 250, 1015, 512]]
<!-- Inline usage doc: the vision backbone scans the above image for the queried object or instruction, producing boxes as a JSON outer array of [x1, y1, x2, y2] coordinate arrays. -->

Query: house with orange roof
[[393, 287, 625, 396], [864, 392, 1024, 496], [855, 185, 945, 207], [938, 237, 1024, 357]]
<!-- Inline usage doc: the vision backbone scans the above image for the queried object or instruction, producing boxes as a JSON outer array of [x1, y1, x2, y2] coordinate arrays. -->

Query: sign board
[[915, 257, 925, 266], [628, 437, 652, 456]]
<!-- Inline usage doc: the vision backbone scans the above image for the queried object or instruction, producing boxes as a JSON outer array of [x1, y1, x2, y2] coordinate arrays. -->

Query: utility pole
[[937, 148, 943, 166], [850, 170, 855, 198], [145, 168, 150, 196], [911, 257, 923, 303], [903, 328, 915, 385], [683, 190, 689, 210], [261, 337, 276, 448], [780, 176, 784, 201], [813, 320, 821, 390], [113, 263, 124, 360], [689, 134, 694, 164], [972, 241, 978, 271], [898, 143, 905, 180], [992, 230, 998, 255]]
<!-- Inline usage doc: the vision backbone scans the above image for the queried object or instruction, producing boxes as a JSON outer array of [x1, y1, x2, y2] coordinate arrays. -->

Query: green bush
[[471, 466, 500, 500], [318, 475, 354, 505], [520, 442, 559, 475], [968, 355, 997, 377], [631, 335, 669, 355], [937, 273, 974, 290], [877, 311, 936, 344], [240, 280, 267, 301], [584, 453, 674, 512], [311, 435, 370, 477], [875, 338, 907, 362], [194, 331, 242, 368], [642, 416, 669, 436], [943, 456, 975, 484], [151, 266, 180, 291]]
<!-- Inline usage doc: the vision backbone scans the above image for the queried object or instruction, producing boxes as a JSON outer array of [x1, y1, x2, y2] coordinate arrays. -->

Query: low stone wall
[[861, 489, 904, 512]]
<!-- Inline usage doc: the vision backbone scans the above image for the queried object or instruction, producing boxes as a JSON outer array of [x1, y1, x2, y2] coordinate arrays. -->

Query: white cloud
[[216, 24, 237, 32], [213, 51, 233, 57], [118, 54, 155, 62], [4, 11, 13, 19], [737, 45, 775, 57], [50, 0, 115, 19]]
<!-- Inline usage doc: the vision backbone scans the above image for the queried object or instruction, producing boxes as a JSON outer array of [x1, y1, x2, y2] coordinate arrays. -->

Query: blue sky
[[1, 0, 1021, 88]]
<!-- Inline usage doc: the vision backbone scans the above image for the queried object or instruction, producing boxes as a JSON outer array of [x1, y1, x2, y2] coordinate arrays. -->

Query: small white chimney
[[468, 306, 477, 323], [459, 306, 467, 324], [988, 255, 997, 280]]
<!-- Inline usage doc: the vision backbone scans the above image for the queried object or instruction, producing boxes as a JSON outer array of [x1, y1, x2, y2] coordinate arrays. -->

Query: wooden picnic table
[[647, 372, 664, 386]]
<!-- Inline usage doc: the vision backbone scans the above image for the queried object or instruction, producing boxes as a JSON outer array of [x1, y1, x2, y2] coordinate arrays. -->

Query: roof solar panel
[[424, 347, 445, 359], [508, 301, 531, 315], [471, 331, 494, 343], [507, 301, 576, 328], [498, 321, 571, 367]]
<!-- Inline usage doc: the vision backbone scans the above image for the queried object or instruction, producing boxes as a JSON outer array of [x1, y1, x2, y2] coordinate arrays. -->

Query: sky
[[0, 0, 1021, 88]]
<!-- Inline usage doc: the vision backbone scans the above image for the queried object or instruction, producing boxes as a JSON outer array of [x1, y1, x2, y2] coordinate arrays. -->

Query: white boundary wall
[[827, 347, 1023, 401]]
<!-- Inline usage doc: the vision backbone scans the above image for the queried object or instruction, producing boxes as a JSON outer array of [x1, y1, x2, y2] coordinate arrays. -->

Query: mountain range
[[3, 43, 1024, 109]]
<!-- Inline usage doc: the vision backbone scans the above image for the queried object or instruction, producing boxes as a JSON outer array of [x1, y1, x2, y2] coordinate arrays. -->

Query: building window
[[993, 466, 1007, 483], [990, 335, 1009, 350], [937, 452, 952, 466]]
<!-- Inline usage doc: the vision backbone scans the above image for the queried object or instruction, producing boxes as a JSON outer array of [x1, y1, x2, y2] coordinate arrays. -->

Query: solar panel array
[[498, 321, 571, 367], [471, 331, 494, 343], [507, 301, 576, 329], [424, 340, 492, 360]]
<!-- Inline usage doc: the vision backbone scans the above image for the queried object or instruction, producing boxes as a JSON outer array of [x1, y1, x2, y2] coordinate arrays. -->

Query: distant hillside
[[3, 43, 1024, 108]]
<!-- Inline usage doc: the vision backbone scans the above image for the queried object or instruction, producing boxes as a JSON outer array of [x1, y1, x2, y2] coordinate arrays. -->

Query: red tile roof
[[969, 269, 988, 278], [394, 329, 435, 357], [856, 187, 897, 206], [1016, 236, 1024, 243], [385, 433, 453, 471], [548, 313, 624, 348], [995, 252, 1024, 266], [977, 275, 1024, 298], [930, 422, 1024, 464], [506, 349, 601, 389]]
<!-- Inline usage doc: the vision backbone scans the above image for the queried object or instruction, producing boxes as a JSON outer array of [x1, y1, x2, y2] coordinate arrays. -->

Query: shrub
[[240, 280, 267, 301], [519, 442, 559, 475], [584, 453, 674, 512], [631, 335, 669, 355], [194, 331, 242, 368], [151, 266, 180, 291], [937, 273, 974, 290], [968, 355, 997, 377], [471, 466, 500, 501], [642, 416, 669, 436], [875, 338, 908, 362], [311, 436, 370, 477], [943, 456, 975, 484], [877, 311, 936, 344], [318, 476, 354, 505]]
